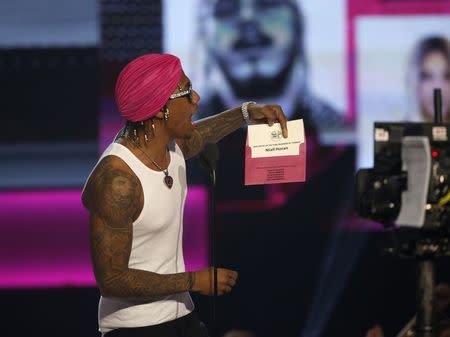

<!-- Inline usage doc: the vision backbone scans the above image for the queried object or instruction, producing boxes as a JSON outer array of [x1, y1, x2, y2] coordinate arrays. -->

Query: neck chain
[[128, 137, 173, 189]]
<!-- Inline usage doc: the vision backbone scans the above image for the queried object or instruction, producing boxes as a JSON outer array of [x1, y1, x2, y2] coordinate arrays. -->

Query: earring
[[141, 121, 149, 143], [164, 107, 170, 121], [133, 126, 140, 146], [150, 118, 156, 137]]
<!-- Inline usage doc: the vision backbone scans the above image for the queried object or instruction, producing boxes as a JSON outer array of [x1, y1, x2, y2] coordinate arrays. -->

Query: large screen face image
[[163, 0, 350, 144], [356, 15, 450, 168]]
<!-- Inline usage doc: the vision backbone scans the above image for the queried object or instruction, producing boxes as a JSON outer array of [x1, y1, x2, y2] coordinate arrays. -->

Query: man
[[81, 53, 288, 337]]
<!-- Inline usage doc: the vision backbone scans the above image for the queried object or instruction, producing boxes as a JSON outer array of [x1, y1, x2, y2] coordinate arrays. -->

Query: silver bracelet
[[241, 101, 256, 124]]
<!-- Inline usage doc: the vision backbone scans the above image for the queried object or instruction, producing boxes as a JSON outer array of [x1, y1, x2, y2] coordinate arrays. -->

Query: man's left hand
[[247, 103, 288, 138]]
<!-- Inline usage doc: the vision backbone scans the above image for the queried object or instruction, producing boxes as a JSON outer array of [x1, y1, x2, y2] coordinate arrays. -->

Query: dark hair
[[405, 35, 450, 121], [411, 35, 450, 71]]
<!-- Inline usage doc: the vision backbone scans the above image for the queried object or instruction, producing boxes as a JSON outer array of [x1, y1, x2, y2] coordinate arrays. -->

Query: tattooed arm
[[81, 155, 237, 298], [177, 104, 288, 159], [82, 155, 194, 298]]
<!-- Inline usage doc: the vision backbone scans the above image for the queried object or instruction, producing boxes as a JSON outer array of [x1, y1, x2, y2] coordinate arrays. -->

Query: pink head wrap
[[115, 54, 182, 122]]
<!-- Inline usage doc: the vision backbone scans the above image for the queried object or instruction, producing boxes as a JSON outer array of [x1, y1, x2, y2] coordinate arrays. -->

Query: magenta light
[[0, 187, 209, 289]]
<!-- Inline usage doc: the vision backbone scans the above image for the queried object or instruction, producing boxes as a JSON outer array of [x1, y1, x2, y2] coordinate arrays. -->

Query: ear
[[155, 104, 168, 119], [155, 110, 164, 119]]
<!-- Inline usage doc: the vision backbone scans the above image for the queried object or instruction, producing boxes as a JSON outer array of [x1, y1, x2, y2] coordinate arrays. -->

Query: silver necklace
[[129, 138, 173, 189]]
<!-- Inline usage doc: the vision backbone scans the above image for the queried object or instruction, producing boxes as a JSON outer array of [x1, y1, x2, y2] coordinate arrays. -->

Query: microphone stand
[[208, 164, 218, 337], [199, 142, 219, 337]]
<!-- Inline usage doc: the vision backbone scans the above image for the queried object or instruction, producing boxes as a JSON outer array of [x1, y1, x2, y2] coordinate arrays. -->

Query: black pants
[[104, 312, 209, 337]]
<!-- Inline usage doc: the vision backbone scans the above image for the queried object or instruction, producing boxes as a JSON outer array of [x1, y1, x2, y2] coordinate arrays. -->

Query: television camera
[[356, 89, 450, 337]]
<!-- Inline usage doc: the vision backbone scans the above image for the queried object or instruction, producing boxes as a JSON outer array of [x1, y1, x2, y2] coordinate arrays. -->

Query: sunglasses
[[169, 83, 193, 103]]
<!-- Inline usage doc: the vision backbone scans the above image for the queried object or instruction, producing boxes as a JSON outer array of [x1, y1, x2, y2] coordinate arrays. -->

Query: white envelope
[[248, 119, 305, 158]]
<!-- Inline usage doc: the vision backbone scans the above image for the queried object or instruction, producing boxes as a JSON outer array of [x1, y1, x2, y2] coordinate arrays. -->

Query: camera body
[[356, 122, 450, 229]]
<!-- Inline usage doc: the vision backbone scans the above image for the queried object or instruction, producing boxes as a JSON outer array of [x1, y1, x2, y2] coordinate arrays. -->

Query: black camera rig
[[357, 122, 450, 231], [355, 89, 450, 337]]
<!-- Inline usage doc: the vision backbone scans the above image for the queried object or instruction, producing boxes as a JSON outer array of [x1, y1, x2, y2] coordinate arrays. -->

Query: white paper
[[248, 119, 305, 158]]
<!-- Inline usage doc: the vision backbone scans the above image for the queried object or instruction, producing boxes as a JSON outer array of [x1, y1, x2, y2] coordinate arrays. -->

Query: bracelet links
[[241, 101, 256, 124]]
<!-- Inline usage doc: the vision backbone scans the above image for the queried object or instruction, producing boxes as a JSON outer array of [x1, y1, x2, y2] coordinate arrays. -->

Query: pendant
[[164, 175, 173, 189]]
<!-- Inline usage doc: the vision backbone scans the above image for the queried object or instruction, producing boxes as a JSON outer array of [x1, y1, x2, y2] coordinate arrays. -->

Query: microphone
[[199, 142, 220, 173], [434, 88, 443, 124]]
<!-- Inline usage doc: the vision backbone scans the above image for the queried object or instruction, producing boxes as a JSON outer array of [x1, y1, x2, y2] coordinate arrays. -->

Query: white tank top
[[90, 142, 194, 334]]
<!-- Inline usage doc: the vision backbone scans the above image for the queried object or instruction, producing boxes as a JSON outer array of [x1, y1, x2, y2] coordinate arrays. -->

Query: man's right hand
[[191, 267, 238, 296]]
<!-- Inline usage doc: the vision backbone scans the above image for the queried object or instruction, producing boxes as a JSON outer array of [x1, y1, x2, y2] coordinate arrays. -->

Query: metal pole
[[209, 168, 217, 337], [416, 257, 436, 337]]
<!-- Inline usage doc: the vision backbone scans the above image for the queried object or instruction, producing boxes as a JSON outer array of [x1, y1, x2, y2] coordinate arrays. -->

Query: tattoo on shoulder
[[89, 156, 142, 227], [109, 172, 136, 209]]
